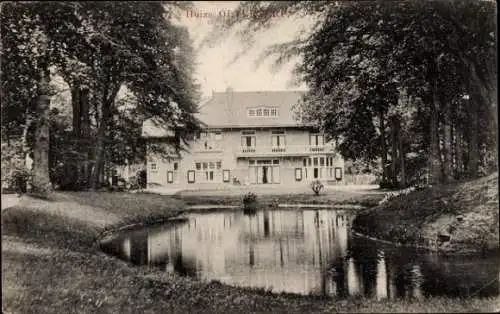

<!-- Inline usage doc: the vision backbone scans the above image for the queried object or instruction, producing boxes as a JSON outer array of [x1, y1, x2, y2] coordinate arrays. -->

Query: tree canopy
[[1, 1, 202, 191]]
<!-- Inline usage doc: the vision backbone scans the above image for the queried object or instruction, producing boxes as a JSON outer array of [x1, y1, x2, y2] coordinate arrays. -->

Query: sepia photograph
[[1, 1, 498, 313]]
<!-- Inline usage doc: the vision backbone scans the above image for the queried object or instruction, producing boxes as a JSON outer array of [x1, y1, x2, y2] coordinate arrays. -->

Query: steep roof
[[142, 90, 309, 138], [195, 89, 307, 128]]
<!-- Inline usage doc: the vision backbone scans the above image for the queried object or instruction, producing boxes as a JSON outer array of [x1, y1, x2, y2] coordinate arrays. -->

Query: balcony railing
[[237, 145, 334, 156], [242, 147, 256, 153], [309, 146, 325, 152]]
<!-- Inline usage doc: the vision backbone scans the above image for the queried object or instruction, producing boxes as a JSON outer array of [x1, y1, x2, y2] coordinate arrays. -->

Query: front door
[[249, 159, 280, 184]]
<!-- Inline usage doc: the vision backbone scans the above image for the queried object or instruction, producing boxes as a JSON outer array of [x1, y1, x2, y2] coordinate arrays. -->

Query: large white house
[[142, 89, 345, 190]]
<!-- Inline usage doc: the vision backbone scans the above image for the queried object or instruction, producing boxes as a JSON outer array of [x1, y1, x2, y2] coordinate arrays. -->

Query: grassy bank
[[2, 191, 498, 313], [174, 190, 383, 207], [353, 173, 499, 254]]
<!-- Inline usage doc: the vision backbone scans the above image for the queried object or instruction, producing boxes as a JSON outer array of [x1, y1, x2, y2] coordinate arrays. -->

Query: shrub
[[310, 180, 324, 195], [7, 168, 30, 194], [378, 186, 420, 205], [243, 192, 257, 205]]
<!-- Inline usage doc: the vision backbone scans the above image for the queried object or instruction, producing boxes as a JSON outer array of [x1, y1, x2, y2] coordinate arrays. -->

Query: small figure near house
[[233, 177, 241, 185]]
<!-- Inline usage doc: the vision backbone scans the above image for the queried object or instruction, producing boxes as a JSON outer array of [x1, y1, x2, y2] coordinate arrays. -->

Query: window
[[314, 168, 319, 179], [203, 162, 208, 170], [167, 171, 173, 183], [272, 135, 285, 147], [248, 107, 279, 118], [310, 134, 324, 146], [206, 171, 214, 181], [273, 159, 279, 164], [303, 158, 307, 167], [187, 170, 195, 183], [335, 167, 343, 180], [249, 160, 255, 165], [150, 163, 157, 171], [223, 170, 231, 182], [257, 160, 272, 164], [209, 162, 215, 169], [271, 130, 285, 147], [313, 158, 318, 166], [295, 168, 302, 181], [308, 158, 312, 166], [195, 163, 201, 170], [173, 162, 178, 171], [216, 162, 222, 169], [326, 157, 329, 167], [320, 157, 325, 166], [242, 136, 256, 147]]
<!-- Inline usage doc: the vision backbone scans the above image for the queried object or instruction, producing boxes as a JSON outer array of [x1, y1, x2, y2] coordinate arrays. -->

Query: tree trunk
[[90, 103, 110, 189], [70, 84, 92, 188], [441, 112, 453, 183], [89, 82, 119, 189], [71, 86, 81, 136], [379, 111, 389, 184], [396, 117, 406, 187], [31, 70, 53, 195], [454, 128, 463, 179], [80, 87, 91, 186], [429, 82, 442, 185], [390, 116, 398, 187], [465, 100, 480, 179]]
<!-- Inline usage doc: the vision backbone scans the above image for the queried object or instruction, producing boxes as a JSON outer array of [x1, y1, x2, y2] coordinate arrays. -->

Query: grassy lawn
[[2, 191, 499, 313], [353, 173, 499, 254], [174, 190, 383, 207]]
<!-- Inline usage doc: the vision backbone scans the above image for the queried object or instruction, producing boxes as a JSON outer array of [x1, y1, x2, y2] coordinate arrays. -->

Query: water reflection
[[101, 209, 499, 298]]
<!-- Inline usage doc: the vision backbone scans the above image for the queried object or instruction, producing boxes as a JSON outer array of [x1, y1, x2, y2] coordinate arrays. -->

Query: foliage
[[1, 1, 202, 190], [310, 180, 324, 195], [242, 192, 258, 205], [378, 186, 419, 205], [354, 172, 499, 254], [6, 168, 31, 194]]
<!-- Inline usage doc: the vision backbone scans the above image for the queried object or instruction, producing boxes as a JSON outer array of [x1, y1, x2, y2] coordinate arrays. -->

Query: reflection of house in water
[[376, 251, 388, 300], [136, 209, 356, 295], [103, 211, 499, 299]]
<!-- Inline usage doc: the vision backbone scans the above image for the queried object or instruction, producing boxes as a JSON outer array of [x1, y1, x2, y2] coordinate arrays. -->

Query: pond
[[100, 208, 499, 299]]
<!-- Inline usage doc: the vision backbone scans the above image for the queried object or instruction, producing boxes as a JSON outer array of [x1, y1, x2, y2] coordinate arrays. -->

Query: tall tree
[[1, 1, 202, 190]]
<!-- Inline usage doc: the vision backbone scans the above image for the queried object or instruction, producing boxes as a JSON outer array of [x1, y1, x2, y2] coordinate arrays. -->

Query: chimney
[[225, 86, 234, 120]]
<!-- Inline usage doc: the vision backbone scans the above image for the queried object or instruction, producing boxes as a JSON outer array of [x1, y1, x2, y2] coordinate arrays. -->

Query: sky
[[177, 1, 311, 100]]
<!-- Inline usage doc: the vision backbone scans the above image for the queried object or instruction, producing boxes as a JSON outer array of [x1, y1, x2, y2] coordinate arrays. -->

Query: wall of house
[[146, 128, 345, 189]]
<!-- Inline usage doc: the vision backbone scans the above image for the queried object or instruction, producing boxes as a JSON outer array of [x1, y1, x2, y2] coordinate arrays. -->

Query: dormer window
[[248, 107, 279, 118]]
